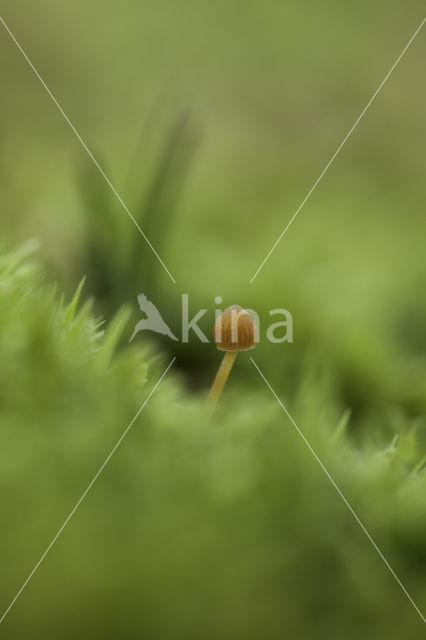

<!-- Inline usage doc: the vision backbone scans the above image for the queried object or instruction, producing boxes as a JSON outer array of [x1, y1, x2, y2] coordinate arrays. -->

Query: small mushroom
[[206, 305, 258, 414]]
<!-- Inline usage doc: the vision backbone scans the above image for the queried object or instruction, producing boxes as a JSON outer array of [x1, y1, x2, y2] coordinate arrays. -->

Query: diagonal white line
[[0, 15, 176, 284], [249, 18, 426, 283], [250, 356, 426, 625], [0, 357, 176, 626]]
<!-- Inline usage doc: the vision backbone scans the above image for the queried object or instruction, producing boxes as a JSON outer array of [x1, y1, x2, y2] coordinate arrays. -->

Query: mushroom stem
[[206, 351, 237, 415]]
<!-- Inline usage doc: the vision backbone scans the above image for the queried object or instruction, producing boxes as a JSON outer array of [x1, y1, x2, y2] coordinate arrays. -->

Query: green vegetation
[[0, 247, 425, 638], [0, 1, 425, 637]]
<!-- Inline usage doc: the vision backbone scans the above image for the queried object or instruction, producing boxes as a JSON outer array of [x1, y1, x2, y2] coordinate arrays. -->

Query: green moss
[[0, 247, 425, 638]]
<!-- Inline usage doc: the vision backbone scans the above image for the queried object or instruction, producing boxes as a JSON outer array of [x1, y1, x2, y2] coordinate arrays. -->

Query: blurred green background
[[0, 1, 425, 638]]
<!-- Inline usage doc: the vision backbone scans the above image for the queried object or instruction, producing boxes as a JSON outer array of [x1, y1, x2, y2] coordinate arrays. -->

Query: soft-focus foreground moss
[[0, 248, 425, 639]]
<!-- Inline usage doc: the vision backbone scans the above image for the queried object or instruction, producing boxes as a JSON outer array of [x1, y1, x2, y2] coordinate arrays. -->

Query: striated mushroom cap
[[213, 305, 258, 351]]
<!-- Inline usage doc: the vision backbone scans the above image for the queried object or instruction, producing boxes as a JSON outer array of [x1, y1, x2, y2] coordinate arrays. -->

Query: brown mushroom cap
[[213, 305, 258, 351]]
